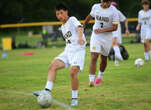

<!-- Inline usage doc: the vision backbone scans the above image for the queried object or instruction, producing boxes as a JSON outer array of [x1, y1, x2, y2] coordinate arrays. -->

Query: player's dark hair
[[102, 0, 112, 2], [142, 0, 150, 5], [55, 3, 68, 11]]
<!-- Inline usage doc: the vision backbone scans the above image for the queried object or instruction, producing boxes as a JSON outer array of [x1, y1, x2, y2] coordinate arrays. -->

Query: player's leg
[[148, 40, 151, 59], [46, 59, 65, 90], [112, 37, 123, 62], [141, 30, 150, 61], [145, 39, 151, 60], [94, 55, 107, 86], [89, 52, 100, 86], [144, 39, 150, 61], [89, 34, 101, 87], [33, 59, 65, 96], [33, 50, 68, 96], [70, 66, 80, 106], [95, 38, 112, 86], [69, 48, 85, 106]]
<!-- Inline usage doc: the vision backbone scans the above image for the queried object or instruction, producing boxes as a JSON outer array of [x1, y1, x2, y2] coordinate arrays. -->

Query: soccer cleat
[[33, 89, 51, 97], [89, 81, 95, 87], [71, 99, 78, 106], [94, 78, 102, 86]]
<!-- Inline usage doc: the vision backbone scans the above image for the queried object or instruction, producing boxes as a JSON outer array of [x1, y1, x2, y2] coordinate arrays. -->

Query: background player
[[111, 2, 130, 66], [136, 0, 151, 61], [83, 0, 119, 86], [33, 3, 86, 106]]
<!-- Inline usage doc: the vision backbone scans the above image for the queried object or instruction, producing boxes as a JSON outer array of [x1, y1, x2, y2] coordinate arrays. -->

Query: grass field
[[0, 36, 151, 110]]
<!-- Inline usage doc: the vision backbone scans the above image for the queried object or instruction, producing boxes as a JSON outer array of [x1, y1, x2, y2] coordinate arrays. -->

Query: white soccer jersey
[[112, 10, 126, 44], [138, 9, 151, 41], [90, 3, 119, 38], [61, 16, 86, 49], [56, 16, 86, 71], [138, 9, 151, 30], [90, 4, 119, 56]]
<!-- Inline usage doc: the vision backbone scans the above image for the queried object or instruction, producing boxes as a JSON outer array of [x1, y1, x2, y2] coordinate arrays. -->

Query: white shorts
[[55, 47, 85, 71], [90, 32, 112, 56], [141, 29, 151, 43], [112, 31, 122, 44]]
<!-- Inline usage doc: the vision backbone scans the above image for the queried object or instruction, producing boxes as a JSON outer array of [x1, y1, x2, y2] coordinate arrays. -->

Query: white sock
[[114, 60, 119, 66], [72, 90, 78, 99], [113, 46, 121, 56], [144, 52, 149, 60], [45, 81, 53, 91], [89, 74, 95, 82], [97, 71, 104, 78]]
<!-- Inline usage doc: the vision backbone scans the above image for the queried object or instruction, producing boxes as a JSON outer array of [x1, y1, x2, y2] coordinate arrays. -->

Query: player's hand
[[125, 29, 130, 36], [83, 24, 86, 29], [78, 38, 85, 45], [94, 29, 102, 34], [136, 26, 140, 32]]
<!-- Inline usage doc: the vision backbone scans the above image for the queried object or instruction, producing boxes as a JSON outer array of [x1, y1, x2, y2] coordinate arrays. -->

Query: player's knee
[[70, 66, 79, 78], [91, 54, 98, 62], [49, 63, 59, 71]]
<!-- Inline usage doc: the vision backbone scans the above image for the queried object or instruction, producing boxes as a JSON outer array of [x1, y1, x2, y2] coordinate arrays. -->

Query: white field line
[[0, 89, 76, 110]]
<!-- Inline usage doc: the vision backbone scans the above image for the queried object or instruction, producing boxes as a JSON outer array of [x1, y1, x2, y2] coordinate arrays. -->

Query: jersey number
[[100, 23, 104, 28]]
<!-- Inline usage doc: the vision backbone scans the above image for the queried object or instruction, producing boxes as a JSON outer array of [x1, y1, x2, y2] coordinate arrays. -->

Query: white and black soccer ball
[[37, 92, 53, 108], [134, 58, 144, 67]]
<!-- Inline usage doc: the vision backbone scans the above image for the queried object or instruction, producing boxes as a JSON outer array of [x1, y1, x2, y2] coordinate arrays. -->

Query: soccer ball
[[37, 92, 53, 108], [134, 58, 144, 67]]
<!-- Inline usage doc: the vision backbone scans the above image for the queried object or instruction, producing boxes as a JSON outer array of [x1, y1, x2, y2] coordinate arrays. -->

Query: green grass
[[0, 38, 151, 110]]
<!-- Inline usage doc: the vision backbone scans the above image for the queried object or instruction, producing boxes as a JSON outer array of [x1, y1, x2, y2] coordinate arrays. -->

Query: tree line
[[0, 0, 144, 25]]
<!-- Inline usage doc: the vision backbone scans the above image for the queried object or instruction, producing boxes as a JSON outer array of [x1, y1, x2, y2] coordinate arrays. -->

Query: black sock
[[45, 88, 51, 92], [72, 98, 77, 100]]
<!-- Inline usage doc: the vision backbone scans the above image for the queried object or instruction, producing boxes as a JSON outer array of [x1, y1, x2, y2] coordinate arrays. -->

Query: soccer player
[[33, 3, 86, 106], [136, 0, 151, 61], [111, 2, 130, 66], [83, 0, 119, 86]]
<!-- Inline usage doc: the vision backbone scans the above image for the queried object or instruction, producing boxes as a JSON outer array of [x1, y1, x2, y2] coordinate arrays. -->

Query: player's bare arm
[[124, 19, 130, 36], [94, 24, 118, 34], [83, 14, 93, 28], [136, 23, 141, 31], [77, 26, 85, 45]]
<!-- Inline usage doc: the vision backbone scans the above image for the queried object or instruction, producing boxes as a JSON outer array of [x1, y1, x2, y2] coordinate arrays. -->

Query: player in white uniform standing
[[111, 2, 130, 66], [83, 0, 119, 86], [33, 3, 86, 106], [136, 0, 151, 61]]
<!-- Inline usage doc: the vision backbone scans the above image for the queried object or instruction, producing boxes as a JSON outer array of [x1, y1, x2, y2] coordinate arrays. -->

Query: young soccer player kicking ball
[[111, 2, 130, 66], [83, 0, 119, 86], [33, 3, 86, 106], [136, 0, 151, 61]]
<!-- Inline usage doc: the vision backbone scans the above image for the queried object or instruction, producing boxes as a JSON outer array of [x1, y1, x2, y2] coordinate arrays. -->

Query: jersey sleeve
[[70, 17, 82, 28], [118, 11, 126, 22], [90, 4, 96, 18], [138, 11, 142, 24], [112, 9, 119, 25]]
